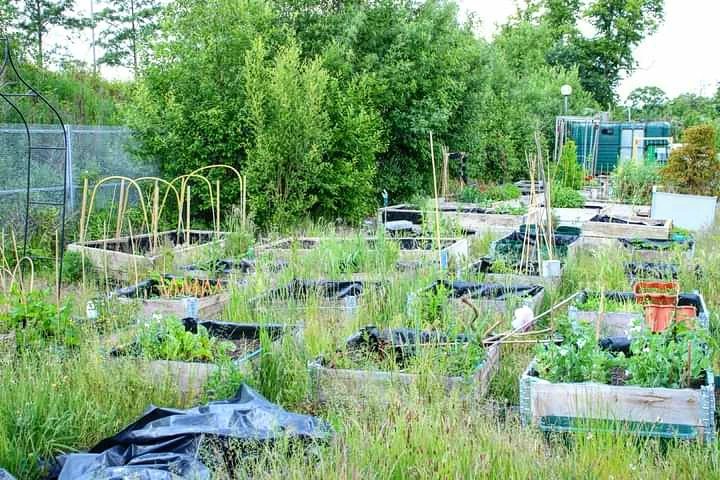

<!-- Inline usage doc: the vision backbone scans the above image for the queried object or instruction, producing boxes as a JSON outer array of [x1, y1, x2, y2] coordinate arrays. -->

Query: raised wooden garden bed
[[111, 318, 292, 396], [467, 257, 563, 290], [113, 275, 232, 319], [419, 280, 545, 316], [619, 236, 695, 262], [68, 230, 225, 280], [582, 214, 672, 240], [491, 225, 582, 261], [568, 290, 710, 334], [257, 236, 469, 269], [520, 361, 715, 442], [249, 279, 383, 322], [377, 202, 536, 234], [309, 328, 500, 404]]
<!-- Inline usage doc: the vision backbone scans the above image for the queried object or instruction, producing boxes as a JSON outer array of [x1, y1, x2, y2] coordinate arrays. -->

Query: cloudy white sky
[[67, 0, 719, 100]]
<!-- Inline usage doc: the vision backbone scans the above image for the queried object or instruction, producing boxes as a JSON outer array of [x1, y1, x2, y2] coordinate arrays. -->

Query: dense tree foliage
[[95, 0, 162, 73], [662, 124, 719, 196], [542, 0, 664, 106], [128, 0, 596, 228]]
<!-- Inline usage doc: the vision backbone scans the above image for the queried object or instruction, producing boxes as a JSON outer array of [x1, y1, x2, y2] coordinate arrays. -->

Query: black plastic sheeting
[[589, 215, 663, 226], [49, 384, 333, 480], [424, 280, 543, 301], [0, 469, 14, 480], [624, 262, 679, 280], [251, 279, 384, 305], [575, 290, 707, 316], [624, 262, 703, 281], [619, 237, 695, 251], [183, 258, 256, 275], [341, 325, 470, 363]]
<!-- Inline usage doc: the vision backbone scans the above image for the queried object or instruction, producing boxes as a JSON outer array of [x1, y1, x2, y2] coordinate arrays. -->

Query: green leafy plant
[[550, 185, 584, 208], [0, 289, 79, 348], [554, 140, 585, 190], [625, 322, 712, 389], [134, 317, 233, 362], [457, 184, 521, 204]]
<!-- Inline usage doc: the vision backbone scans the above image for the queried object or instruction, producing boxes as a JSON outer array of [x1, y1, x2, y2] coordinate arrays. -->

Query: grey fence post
[[65, 124, 74, 213]]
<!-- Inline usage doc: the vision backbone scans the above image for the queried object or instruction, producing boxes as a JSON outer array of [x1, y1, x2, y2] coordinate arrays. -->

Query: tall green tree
[[129, 0, 384, 228], [627, 86, 668, 120], [542, 0, 664, 106], [11, 0, 85, 67], [95, 0, 161, 74]]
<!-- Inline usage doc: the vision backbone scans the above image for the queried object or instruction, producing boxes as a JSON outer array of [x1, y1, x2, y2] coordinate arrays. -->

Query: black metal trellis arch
[[0, 38, 68, 282]]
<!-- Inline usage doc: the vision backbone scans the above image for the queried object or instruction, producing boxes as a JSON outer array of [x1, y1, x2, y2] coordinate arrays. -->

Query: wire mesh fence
[[0, 123, 157, 241]]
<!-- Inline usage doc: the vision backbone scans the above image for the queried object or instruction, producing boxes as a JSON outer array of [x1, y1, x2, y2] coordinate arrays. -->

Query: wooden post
[[115, 179, 126, 240], [429, 132, 442, 267], [79, 177, 89, 292], [186, 185, 191, 245], [216, 180, 221, 237], [152, 180, 160, 251]]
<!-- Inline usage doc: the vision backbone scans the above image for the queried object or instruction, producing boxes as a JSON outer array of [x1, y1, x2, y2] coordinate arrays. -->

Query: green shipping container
[[567, 120, 671, 174]]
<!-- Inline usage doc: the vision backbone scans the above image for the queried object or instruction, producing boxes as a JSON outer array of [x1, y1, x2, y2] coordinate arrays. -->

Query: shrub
[[662, 124, 719, 196], [550, 186, 584, 208], [554, 140, 585, 190], [61, 250, 84, 283], [457, 183, 520, 204], [611, 158, 660, 205]]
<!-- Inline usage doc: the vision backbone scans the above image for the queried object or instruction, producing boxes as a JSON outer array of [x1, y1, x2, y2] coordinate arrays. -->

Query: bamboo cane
[[115, 179, 126, 240], [429, 132, 442, 267], [79, 177, 88, 292], [186, 185, 191, 245]]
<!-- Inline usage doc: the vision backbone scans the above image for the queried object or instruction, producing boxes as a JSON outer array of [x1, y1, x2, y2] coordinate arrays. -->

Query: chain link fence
[[0, 124, 157, 240]]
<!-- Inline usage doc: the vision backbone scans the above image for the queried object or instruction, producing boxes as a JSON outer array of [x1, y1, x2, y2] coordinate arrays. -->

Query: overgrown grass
[[2, 219, 720, 479]]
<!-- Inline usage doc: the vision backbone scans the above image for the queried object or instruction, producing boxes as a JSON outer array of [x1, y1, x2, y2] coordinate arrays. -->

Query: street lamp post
[[560, 84, 572, 114]]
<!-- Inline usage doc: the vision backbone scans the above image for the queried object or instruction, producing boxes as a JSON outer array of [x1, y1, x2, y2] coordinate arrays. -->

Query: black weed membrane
[[423, 280, 544, 301], [48, 385, 333, 480], [619, 236, 695, 252], [494, 225, 581, 260], [342, 325, 471, 364], [251, 279, 383, 306]]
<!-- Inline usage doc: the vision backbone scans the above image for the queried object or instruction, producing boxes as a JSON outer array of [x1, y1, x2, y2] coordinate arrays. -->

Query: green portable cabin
[[568, 120, 671, 174]]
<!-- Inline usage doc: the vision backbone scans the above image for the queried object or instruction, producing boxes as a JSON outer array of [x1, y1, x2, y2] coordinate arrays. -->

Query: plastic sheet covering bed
[[49, 384, 333, 480]]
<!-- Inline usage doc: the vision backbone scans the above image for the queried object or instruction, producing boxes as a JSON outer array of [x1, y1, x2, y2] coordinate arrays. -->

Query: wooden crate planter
[[309, 341, 500, 404], [377, 202, 536, 234], [520, 361, 716, 442], [418, 280, 545, 316], [68, 230, 225, 280], [582, 214, 671, 240], [568, 290, 710, 334], [491, 226, 582, 261], [112, 275, 233, 319], [467, 257, 563, 290], [619, 236, 695, 262], [111, 319, 293, 397]]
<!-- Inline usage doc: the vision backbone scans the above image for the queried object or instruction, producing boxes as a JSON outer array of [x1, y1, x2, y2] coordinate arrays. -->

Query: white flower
[[559, 348, 569, 357], [577, 338, 587, 348], [643, 347, 650, 353]]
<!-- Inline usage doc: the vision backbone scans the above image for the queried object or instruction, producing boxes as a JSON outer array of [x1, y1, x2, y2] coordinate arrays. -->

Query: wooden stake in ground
[[186, 185, 191, 245], [115, 179, 126, 240], [429, 132, 443, 267], [79, 177, 88, 292]]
